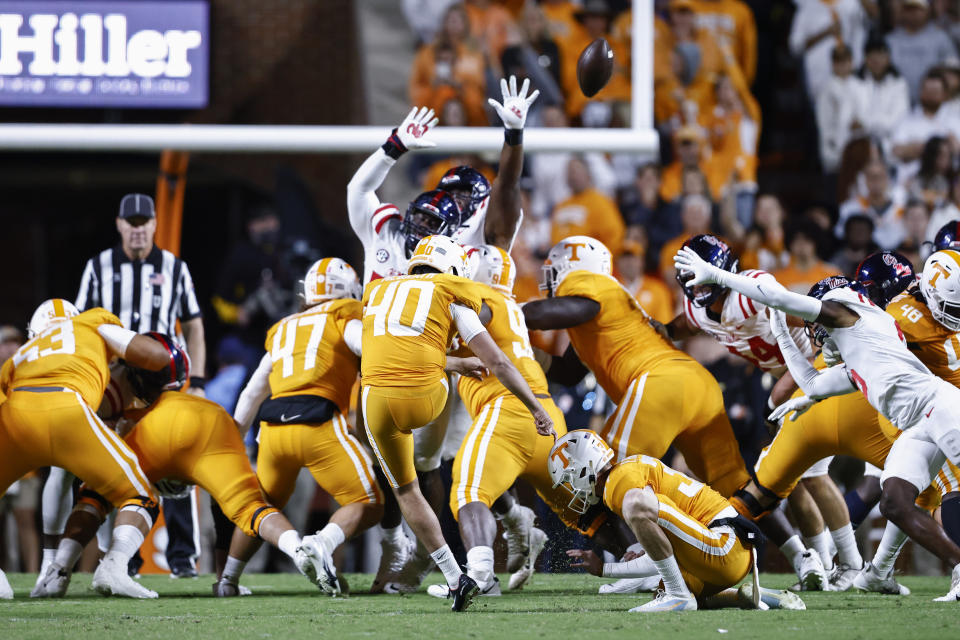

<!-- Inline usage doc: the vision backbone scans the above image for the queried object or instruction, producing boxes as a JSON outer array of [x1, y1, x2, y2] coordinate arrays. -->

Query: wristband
[[504, 128, 522, 146], [381, 128, 408, 160], [189, 376, 206, 390]]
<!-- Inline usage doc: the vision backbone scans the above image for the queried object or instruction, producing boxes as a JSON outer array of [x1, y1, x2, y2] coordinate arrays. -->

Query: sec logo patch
[[376, 249, 389, 263]]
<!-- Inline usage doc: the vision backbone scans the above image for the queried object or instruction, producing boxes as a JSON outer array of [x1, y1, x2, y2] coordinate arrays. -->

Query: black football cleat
[[450, 574, 480, 612]]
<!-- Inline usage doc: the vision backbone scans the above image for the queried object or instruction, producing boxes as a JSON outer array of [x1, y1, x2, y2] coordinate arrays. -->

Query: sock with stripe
[[429, 544, 462, 588], [652, 555, 691, 598], [830, 523, 863, 569], [871, 522, 908, 576]]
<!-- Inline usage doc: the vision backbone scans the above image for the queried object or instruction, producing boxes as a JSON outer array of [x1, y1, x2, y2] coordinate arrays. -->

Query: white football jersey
[[353, 201, 409, 283], [824, 286, 940, 429], [684, 269, 812, 375]]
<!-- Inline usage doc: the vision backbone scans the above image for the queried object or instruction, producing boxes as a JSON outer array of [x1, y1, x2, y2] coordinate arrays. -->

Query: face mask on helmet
[[804, 275, 852, 347], [126, 333, 190, 404], [400, 190, 463, 258], [436, 166, 491, 218], [854, 250, 916, 308], [676, 234, 737, 308], [548, 430, 614, 515]]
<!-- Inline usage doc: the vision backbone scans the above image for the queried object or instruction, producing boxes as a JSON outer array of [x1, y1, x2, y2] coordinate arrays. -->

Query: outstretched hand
[[488, 75, 540, 130], [566, 549, 603, 576], [396, 106, 439, 150], [768, 395, 817, 424], [673, 246, 720, 287]]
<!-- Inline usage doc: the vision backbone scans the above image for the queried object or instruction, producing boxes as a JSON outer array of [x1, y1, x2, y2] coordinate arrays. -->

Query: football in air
[[577, 38, 614, 98]]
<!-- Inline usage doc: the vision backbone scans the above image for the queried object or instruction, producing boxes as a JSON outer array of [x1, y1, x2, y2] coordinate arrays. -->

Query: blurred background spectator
[[887, 0, 957, 103]]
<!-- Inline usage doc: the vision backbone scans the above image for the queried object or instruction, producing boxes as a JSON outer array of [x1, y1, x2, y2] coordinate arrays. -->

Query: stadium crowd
[[4, 0, 960, 593]]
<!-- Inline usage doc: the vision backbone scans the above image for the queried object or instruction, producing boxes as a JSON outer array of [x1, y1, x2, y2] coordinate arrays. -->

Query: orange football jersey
[[603, 454, 731, 525], [457, 284, 548, 417], [1, 308, 121, 407], [556, 271, 687, 404], [265, 299, 361, 414], [361, 273, 484, 387], [887, 292, 960, 387]]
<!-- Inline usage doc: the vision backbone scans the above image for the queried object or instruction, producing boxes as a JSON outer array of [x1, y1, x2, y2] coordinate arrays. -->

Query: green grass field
[[1, 572, 958, 640]]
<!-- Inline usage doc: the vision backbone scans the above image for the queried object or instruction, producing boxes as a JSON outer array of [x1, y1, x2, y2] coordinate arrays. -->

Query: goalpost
[[0, 2, 657, 156]]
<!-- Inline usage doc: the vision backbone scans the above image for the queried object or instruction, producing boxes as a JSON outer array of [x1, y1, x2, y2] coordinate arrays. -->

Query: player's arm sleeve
[[772, 323, 855, 398], [346, 148, 396, 243], [75, 258, 98, 311], [712, 271, 823, 322], [97, 324, 138, 357], [450, 303, 487, 343], [343, 318, 363, 357], [233, 354, 272, 435], [177, 263, 203, 320]]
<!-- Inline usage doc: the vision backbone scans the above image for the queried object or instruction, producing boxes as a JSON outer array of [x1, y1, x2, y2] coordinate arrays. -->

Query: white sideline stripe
[[657, 503, 735, 557], [469, 397, 503, 504], [361, 387, 398, 488], [617, 373, 648, 463], [604, 379, 635, 449], [76, 393, 151, 497], [333, 412, 378, 502], [456, 403, 491, 510]]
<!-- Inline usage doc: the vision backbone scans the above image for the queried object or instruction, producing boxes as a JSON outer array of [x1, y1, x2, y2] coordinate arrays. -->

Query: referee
[[78, 193, 207, 576]]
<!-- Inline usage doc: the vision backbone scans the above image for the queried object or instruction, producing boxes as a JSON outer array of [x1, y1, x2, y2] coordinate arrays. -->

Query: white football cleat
[[384, 543, 434, 594], [30, 562, 71, 598], [296, 535, 340, 596], [503, 505, 536, 573], [933, 564, 960, 602], [795, 549, 827, 591], [92, 556, 158, 599], [852, 562, 911, 595], [0, 568, 13, 600], [828, 561, 864, 592], [629, 590, 697, 612], [370, 533, 414, 594], [737, 583, 806, 610], [508, 527, 547, 590], [599, 576, 661, 594]]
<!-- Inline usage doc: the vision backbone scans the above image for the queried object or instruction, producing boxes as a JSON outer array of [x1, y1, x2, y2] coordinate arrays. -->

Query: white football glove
[[488, 75, 540, 130], [768, 309, 790, 339], [821, 338, 842, 366], [768, 395, 818, 424], [673, 246, 721, 287], [396, 106, 439, 150]]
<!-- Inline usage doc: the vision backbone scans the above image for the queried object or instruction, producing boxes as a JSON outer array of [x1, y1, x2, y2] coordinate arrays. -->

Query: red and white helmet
[[407, 234, 470, 278], [302, 258, 361, 305], [548, 429, 614, 514], [541, 235, 612, 296], [28, 298, 79, 338], [473, 244, 516, 294], [921, 249, 960, 331]]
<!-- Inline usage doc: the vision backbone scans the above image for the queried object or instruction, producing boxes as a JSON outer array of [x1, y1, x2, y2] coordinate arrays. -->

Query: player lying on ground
[[33, 336, 335, 597], [523, 236, 826, 590], [552, 430, 804, 612], [346, 77, 541, 592], [359, 235, 555, 611], [675, 245, 960, 601], [663, 233, 856, 591]]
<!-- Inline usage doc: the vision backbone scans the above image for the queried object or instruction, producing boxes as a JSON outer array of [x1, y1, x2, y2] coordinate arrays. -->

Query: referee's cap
[[119, 193, 155, 220]]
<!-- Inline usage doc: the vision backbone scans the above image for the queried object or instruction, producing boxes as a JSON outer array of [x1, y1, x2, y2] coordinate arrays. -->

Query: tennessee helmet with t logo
[[541, 235, 612, 297], [921, 250, 960, 331], [548, 430, 614, 514], [473, 245, 516, 294], [302, 257, 362, 306], [407, 235, 470, 278], [28, 299, 79, 338]]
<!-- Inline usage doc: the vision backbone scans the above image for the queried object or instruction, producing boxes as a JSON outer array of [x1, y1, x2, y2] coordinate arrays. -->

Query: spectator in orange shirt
[[539, 0, 580, 43], [659, 126, 729, 202], [658, 194, 714, 281], [550, 154, 626, 254], [409, 4, 489, 126], [463, 0, 516, 74], [773, 221, 840, 294], [615, 235, 676, 323], [690, 0, 757, 85]]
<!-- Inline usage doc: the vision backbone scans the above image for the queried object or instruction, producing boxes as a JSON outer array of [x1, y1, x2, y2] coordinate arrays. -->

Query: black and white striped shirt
[[75, 244, 202, 332]]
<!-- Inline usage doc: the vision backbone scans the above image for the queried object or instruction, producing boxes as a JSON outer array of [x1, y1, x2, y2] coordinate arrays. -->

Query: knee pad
[[730, 485, 779, 521], [77, 487, 112, 522], [119, 496, 160, 530]]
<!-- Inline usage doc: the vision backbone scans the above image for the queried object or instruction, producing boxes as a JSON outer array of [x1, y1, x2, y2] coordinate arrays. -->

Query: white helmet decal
[[921, 250, 960, 331], [28, 299, 79, 338], [302, 258, 362, 305], [541, 236, 612, 296]]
